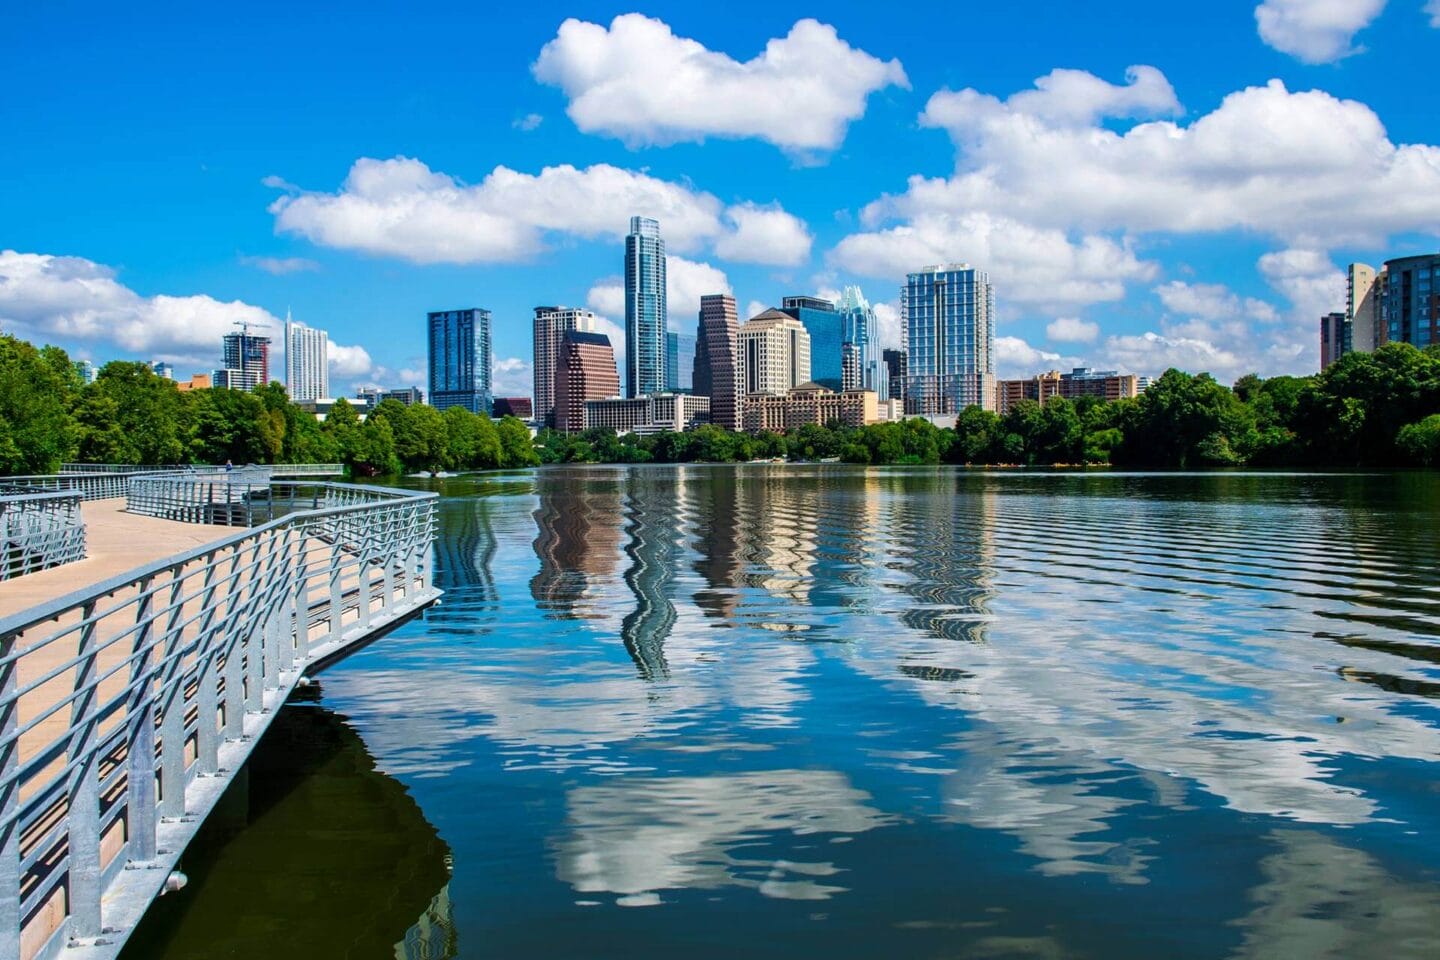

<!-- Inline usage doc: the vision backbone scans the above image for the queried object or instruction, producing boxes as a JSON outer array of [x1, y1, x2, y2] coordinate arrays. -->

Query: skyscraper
[[533, 306, 598, 426], [428, 308, 493, 413], [555, 330, 620, 433], [625, 216, 667, 397], [694, 294, 741, 431], [665, 332, 696, 393], [739, 309, 811, 395], [1347, 263, 1381, 353], [221, 329, 271, 391], [284, 313, 329, 401], [780, 295, 841, 389], [1381, 254, 1440, 349], [903, 264, 995, 414], [837, 285, 880, 393]]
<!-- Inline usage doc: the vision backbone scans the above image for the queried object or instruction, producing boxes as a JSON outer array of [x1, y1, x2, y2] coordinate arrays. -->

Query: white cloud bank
[[1255, 0, 1386, 64], [1046, 317, 1100, 344], [0, 249, 376, 384], [269, 157, 811, 268], [532, 14, 907, 154]]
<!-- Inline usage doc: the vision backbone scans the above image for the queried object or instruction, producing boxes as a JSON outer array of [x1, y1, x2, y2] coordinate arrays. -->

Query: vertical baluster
[[68, 600, 103, 940], [126, 584, 158, 862]]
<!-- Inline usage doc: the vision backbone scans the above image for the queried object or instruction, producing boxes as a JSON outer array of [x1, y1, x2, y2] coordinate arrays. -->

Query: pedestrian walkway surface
[[0, 498, 235, 621]]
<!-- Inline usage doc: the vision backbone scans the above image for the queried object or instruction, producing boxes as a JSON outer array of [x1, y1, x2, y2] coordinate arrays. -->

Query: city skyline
[[3, 3, 1440, 398]]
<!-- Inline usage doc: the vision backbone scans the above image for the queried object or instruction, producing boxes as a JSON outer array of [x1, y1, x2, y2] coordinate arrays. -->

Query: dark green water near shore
[[126, 466, 1440, 959]]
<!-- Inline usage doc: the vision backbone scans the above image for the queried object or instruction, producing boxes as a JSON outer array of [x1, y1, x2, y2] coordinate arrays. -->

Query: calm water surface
[[128, 466, 1440, 959]]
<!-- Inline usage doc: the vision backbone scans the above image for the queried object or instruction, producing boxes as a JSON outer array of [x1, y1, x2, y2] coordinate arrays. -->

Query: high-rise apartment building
[[625, 216, 667, 397], [903, 264, 995, 414], [665, 332, 696, 393], [1381, 254, 1440, 349], [428, 308, 493, 413], [221, 330, 271, 391], [149, 361, 174, 381], [533, 306, 598, 426], [1347, 263, 1381, 353], [555, 330, 620, 433], [995, 368, 1139, 414], [780, 295, 841, 389], [739, 309, 811, 395], [284, 314, 329, 402], [837, 286, 880, 393], [694, 294, 742, 431], [1320, 312, 1349, 369], [882, 349, 907, 402], [75, 360, 98, 385]]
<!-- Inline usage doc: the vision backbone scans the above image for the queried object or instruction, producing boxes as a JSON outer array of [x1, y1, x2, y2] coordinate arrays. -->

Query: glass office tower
[[625, 217, 667, 397], [428, 308, 493, 413], [780, 295, 841, 390], [665, 331, 696, 393], [837, 285, 880, 393], [1382, 254, 1440, 349], [903, 264, 995, 414]]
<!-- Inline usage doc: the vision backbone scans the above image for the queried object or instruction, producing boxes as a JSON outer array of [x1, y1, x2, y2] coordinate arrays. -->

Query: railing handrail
[[0, 483, 434, 638], [0, 489, 82, 506]]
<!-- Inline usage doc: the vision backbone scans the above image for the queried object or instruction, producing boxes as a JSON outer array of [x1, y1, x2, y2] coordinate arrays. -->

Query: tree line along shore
[[4, 333, 1440, 476]]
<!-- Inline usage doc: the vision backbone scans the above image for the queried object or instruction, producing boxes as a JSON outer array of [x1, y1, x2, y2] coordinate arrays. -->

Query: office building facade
[[665, 331, 696, 393], [555, 330, 620, 433], [882, 349, 907, 402], [533, 306, 598, 426], [428, 308, 493, 413], [221, 331, 271, 391], [903, 264, 995, 414], [284, 315, 329, 402], [584, 393, 710, 434], [780, 295, 841, 389], [492, 397, 534, 420], [625, 216, 667, 397], [739, 309, 811, 396], [1347, 263, 1381, 354], [1382, 254, 1440, 349], [694, 294, 742, 431]]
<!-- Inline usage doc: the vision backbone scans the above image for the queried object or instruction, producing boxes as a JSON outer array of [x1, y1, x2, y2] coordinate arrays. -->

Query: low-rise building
[[176, 373, 212, 392], [742, 383, 879, 432], [584, 393, 710, 434], [994, 368, 1140, 414]]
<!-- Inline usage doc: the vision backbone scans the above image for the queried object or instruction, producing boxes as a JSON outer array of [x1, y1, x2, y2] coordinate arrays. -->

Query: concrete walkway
[[0, 498, 236, 621]]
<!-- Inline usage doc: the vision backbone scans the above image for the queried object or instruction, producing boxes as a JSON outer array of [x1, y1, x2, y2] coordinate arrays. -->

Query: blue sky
[[2, 0, 1438, 395]]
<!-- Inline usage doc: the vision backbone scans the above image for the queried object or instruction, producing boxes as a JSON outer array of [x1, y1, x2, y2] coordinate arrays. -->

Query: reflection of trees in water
[[1233, 830, 1440, 960], [529, 471, 623, 619], [122, 703, 456, 960], [620, 471, 683, 679]]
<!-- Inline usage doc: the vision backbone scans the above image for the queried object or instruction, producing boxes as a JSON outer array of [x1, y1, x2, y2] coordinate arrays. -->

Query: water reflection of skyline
[[309, 467, 1440, 954]]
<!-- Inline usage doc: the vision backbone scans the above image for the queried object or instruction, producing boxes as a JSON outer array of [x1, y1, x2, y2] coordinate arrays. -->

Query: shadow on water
[[122, 695, 456, 960]]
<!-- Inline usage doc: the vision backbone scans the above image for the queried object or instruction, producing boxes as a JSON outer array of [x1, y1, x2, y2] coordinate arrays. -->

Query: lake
[[126, 465, 1440, 959]]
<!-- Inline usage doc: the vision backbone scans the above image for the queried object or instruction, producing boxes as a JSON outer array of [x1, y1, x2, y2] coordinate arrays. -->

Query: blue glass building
[[780, 295, 842, 390], [903, 264, 994, 414], [625, 217, 667, 397], [665, 331, 696, 393], [837, 285, 881, 394], [427, 308, 493, 413]]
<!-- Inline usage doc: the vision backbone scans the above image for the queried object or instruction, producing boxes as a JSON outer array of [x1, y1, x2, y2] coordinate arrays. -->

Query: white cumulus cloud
[[831, 211, 1157, 311], [1429, 0, 1440, 26], [995, 336, 1084, 379], [269, 156, 810, 267], [1046, 317, 1100, 343], [714, 203, 813, 266], [1255, 0, 1386, 63], [532, 14, 908, 154], [1155, 281, 1280, 324], [586, 256, 731, 335], [327, 340, 374, 378], [240, 254, 320, 275], [493, 356, 532, 396]]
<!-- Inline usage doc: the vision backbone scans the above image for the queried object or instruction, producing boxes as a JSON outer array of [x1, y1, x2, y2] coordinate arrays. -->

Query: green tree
[[1397, 414, 1440, 466], [497, 416, 539, 467], [1116, 369, 1256, 468], [0, 336, 78, 472]]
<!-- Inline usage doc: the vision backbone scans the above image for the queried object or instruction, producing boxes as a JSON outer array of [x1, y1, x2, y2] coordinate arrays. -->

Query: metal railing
[[58, 465, 189, 475], [126, 470, 274, 525], [1, 473, 168, 503], [269, 464, 344, 478], [59, 463, 343, 478], [0, 482, 439, 960], [0, 490, 85, 581]]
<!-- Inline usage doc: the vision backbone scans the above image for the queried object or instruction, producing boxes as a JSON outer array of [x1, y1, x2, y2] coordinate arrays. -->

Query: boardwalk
[[2, 481, 439, 960]]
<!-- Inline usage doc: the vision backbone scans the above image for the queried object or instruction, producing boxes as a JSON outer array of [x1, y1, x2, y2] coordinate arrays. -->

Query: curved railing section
[[126, 469, 274, 525], [0, 483, 439, 960], [0, 489, 85, 581]]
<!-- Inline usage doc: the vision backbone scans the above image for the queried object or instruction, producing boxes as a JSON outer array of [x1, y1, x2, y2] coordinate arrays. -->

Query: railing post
[[126, 586, 158, 861], [68, 601, 103, 941], [0, 631, 21, 960]]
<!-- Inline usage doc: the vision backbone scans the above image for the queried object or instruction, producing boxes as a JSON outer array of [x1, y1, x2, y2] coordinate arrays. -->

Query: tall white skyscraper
[[533, 306, 598, 427], [903, 264, 994, 413], [284, 313, 329, 401]]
